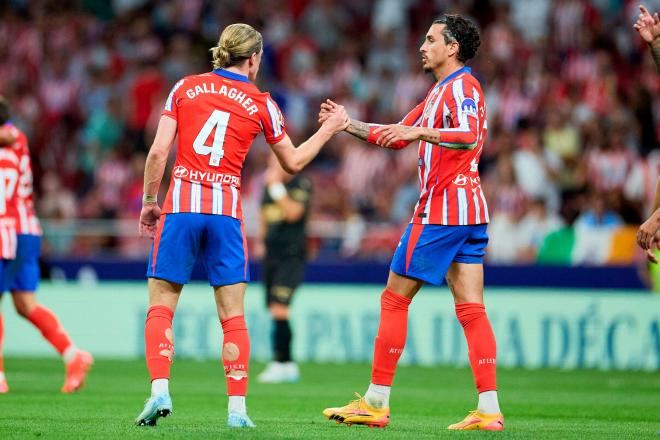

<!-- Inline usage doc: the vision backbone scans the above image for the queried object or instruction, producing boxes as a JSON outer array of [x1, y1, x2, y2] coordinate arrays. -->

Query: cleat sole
[[136, 407, 171, 427]]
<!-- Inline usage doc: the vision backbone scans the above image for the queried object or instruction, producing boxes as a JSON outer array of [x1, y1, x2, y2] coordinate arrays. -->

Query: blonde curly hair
[[211, 23, 263, 69]]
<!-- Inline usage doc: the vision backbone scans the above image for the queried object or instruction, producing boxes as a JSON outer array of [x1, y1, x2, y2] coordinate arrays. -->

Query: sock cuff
[[221, 315, 247, 332], [147, 305, 174, 320], [455, 302, 486, 312], [381, 288, 412, 310], [455, 302, 486, 326], [27, 304, 46, 318]]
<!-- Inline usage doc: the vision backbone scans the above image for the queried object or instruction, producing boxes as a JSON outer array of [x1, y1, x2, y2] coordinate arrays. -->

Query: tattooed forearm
[[652, 40, 660, 74], [345, 119, 371, 141], [418, 130, 440, 145]]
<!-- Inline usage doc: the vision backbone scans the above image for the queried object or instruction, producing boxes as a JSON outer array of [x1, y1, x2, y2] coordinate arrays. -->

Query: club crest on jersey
[[461, 98, 477, 116], [173, 166, 189, 178]]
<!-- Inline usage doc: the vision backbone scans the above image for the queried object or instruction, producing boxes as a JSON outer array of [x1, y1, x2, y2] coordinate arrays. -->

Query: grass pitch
[[0, 358, 657, 439]]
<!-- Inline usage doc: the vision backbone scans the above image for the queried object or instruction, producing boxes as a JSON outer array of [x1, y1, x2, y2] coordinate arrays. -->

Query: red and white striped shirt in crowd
[[382, 66, 489, 226], [1, 124, 41, 237], [161, 69, 286, 219], [587, 147, 635, 192]]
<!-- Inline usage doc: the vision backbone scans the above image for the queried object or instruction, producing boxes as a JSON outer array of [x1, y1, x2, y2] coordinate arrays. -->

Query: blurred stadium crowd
[[0, 0, 658, 264]]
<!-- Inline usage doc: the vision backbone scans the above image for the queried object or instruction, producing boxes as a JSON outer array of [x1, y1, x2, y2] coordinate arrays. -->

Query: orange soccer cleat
[[61, 350, 94, 393], [323, 393, 390, 428], [447, 410, 504, 431]]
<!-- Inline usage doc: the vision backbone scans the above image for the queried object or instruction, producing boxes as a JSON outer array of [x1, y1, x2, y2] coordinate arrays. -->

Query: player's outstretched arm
[[139, 115, 177, 238], [319, 99, 421, 150], [269, 108, 349, 174], [366, 120, 477, 151], [634, 4, 660, 72]]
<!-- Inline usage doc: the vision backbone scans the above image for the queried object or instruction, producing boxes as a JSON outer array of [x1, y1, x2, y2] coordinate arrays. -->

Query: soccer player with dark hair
[[135, 23, 348, 428], [0, 97, 93, 394], [320, 15, 504, 430], [256, 156, 311, 384]]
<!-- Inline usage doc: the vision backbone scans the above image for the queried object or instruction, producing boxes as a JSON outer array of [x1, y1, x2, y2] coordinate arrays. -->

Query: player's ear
[[449, 41, 459, 58], [249, 51, 260, 68]]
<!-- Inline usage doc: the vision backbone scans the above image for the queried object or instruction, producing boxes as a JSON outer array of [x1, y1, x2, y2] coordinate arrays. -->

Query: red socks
[[145, 305, 174, 381], [0, 313, 4, 371], [455, 302, 497, 392], [221, 315, 250, 396], [371, 289, 412, 386], [144, 307, 251, 395], [27, 305, 73, 355]]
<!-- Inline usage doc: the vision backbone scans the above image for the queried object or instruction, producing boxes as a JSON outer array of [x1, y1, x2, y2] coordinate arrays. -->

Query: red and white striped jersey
[[399, 66, 489, 225], [161, 69, 286, 219], [2, 124, 42, 236], [0, 146, 19, 259]]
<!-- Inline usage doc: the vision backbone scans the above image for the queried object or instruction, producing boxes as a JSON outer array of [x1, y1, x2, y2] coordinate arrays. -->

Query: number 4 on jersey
[[193, 110, 230, 167]]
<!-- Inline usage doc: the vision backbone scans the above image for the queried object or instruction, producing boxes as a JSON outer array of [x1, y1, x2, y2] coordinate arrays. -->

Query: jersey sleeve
[[398, 100, 425, 127], [433, 78, 479, 150], [260, 95, 287, 145], [364, 100, 426, 150], [162, 79, 186, 121]]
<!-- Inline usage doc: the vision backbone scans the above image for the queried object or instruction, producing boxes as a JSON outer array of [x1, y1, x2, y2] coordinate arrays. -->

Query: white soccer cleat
[[257, 361, 300, 383], [227, 411, 256, 428], [135, 393, 173, 426]]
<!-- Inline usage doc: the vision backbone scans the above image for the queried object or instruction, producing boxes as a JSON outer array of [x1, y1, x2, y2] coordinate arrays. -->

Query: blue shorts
[[390, 223, 488, 286], [147, 213, 249, 286], [2, 234, 41, 293]]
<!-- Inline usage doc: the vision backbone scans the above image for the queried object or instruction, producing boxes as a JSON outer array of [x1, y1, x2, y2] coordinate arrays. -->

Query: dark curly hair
[[0, 97, 9, 126], [433, 14, 481, 63]]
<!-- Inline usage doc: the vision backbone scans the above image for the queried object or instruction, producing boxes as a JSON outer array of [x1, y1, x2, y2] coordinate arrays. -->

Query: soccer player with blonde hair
[[135, 23, 348, 428]]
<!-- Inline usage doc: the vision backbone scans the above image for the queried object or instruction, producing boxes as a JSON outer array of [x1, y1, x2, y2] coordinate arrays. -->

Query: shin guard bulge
[[145, 305, 174, 381], [455, 302, 497, 392], [371, 289, 412, 386], [221, 315, 250, 396]]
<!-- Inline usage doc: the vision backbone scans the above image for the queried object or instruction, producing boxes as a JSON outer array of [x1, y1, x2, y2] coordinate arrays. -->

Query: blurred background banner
[[3, 283, 658, 371], [0, 0, 658, 290]]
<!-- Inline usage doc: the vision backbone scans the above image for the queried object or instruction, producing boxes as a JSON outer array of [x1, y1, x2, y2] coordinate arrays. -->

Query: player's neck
[[224, 65, 250, 79], [433, 61, 465, 83]]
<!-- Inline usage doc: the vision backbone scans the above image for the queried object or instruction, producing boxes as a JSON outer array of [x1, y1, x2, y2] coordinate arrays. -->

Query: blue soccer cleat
[[135, 393, 173, 426], [227, 411, 256, 428]]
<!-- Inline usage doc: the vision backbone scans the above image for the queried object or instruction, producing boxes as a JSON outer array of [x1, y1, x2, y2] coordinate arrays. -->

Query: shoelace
[[347, 392, 367, 410]]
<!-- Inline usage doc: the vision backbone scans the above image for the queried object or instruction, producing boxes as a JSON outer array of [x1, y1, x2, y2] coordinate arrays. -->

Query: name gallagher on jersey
[[184, 83, 259, 116]]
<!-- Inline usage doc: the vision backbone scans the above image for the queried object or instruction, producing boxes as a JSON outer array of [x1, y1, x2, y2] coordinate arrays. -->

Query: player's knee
[[12, 294, 36, 318], [385, 273, 421, 299]]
